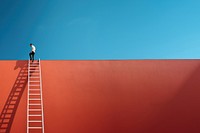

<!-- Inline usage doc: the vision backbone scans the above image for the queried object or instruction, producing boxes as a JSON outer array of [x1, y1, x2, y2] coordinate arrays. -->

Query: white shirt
[[31, 45, 36, 53]]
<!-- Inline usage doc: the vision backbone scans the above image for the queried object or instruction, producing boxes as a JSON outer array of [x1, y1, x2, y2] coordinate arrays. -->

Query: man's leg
[[29, 52, 32, 61], [32, 52, 35, 62]]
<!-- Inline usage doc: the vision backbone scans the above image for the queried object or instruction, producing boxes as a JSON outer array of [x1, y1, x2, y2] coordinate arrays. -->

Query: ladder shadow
[[0, 61, 28, 133]]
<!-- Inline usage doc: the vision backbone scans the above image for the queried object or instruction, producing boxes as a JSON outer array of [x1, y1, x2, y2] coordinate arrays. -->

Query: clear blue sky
[[0, 0, 200, 60]]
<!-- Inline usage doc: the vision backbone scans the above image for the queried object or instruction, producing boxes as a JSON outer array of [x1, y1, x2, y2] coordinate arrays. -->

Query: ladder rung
[[29, 64, 39, 65], [29, 85, 40, 86], [29, 98, 41, 100], [30, 61, 39, 63], [30, 62, 39, 63], [29, 77, 40, 78], [29, 104, 41, 105], [28, 120, 42, 122], [29, 109, 42, 111], [29, 94, 40, 95], [28, 114, 42, 116], [28, 127, 42, 129], [29, 89, 40, 90], [29, 81, 40, 82]]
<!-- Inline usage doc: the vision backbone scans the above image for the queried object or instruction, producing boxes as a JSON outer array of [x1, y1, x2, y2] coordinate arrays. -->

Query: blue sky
[[0, 0, 200, 60]]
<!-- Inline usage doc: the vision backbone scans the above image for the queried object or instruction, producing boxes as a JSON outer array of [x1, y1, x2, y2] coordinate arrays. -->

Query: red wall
[[1, 60, 200, 133]]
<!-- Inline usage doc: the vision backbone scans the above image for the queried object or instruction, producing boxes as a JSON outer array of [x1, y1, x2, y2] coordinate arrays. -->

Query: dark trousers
[[29, 51, 35, 62]]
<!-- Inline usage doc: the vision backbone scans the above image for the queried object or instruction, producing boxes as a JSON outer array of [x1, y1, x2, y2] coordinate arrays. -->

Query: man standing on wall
[[29, 43, 36, 62]]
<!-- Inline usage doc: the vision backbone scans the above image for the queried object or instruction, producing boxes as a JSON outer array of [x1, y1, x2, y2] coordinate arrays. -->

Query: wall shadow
[[0, 61, 28, 133]]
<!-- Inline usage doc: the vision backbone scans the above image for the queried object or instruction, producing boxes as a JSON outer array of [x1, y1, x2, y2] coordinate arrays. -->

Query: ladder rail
[[39, 59, 45, 133], [27, 60, 30, 133]]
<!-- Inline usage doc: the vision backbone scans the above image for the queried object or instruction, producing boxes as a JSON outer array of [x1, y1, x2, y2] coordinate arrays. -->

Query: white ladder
[[27, 59, 45, 133]]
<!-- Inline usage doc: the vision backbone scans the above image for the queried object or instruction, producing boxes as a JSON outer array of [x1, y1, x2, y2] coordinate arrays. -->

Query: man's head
[[30, 43, 32, 46]]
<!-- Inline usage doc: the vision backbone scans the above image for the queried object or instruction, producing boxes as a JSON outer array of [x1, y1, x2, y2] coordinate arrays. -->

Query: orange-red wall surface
[[1, 60, 200, 133]]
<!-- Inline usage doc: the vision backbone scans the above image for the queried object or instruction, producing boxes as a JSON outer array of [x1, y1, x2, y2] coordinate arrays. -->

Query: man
[[29, 43, 36, 62]]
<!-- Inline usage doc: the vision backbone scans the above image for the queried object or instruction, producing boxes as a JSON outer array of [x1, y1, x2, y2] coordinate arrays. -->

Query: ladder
[[27, 59, 45, 133]]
